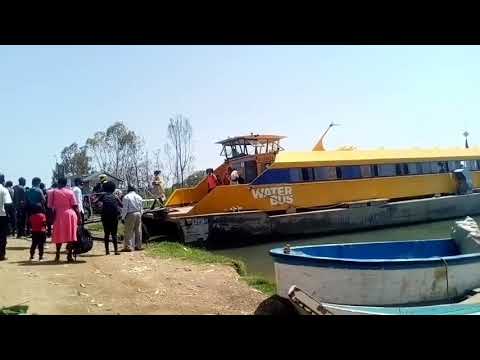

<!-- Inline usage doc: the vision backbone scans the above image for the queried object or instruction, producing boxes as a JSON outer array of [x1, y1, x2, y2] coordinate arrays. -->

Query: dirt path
[[0, 237, 267, 315]]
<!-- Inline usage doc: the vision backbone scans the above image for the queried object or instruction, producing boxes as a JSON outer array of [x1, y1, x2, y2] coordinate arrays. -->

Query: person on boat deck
[[222, 167, 232, 185], [206, 168, 219, 193], [151, 170, 166, 209], [230, 168, 240, 185]]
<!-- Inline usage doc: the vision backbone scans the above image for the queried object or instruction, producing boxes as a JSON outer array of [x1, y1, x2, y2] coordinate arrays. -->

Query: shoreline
[[86, 223, 276, 297]]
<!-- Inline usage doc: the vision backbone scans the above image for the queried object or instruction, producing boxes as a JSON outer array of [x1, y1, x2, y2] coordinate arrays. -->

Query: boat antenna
[[313, 122, 340, 151], [463, 130, 470, 149]]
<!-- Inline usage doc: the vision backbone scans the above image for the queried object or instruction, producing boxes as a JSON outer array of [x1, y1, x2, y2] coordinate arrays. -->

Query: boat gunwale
[[269, 238, 480, 270]]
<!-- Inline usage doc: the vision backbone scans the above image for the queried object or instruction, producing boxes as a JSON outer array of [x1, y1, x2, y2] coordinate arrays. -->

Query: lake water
[[213, 216, 480, 282]]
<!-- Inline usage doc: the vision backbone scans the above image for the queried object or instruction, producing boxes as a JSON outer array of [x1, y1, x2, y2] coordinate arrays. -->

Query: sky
[[1, 45, 479, 187]]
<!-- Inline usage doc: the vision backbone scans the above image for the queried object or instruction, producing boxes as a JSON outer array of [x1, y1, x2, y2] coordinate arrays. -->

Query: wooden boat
[[287, 286, 480, 315], [270, 233, 480, 306]]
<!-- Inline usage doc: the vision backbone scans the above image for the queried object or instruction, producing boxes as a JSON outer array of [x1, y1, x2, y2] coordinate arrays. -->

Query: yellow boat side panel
[[166, 181, 209, 206], [272, 148, 480, 168], [188, 173, 478, 216]]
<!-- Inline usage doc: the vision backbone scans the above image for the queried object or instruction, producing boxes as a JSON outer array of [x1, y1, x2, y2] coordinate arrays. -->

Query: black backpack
[[73, 225, 93, 260]]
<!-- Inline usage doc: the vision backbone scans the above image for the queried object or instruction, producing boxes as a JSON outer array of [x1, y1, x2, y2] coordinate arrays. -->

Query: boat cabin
[[216, 134, 285, 183]]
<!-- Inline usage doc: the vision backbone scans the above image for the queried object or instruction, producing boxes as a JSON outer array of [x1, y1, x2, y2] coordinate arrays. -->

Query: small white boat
[[287, 286, 480, 315], [270, 217, 480, 306]]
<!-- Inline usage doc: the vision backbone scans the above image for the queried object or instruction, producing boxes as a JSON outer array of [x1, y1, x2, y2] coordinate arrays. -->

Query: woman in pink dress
[[47, 177, 80, 263]]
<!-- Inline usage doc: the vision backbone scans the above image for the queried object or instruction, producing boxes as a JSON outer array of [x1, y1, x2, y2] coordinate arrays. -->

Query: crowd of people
[[0, 172, 149, 263], [0, 167, 249, 262]]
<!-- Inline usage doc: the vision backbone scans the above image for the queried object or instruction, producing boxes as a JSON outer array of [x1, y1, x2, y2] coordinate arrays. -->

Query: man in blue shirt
[[26, 178, 46, 236]]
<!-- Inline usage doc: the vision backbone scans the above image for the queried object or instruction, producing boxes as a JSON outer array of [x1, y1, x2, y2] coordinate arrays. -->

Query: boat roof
[[270, 147, 480, 168], [216, 134, 285, 145]]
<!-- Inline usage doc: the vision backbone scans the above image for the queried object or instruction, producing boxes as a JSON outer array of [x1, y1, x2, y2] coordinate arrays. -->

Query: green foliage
[[147, 242, 247, 275], [147, 242, 276, 296], [0, 305, 29, 315], [242, 276, 276, 296], [183, 170, 206, 187]]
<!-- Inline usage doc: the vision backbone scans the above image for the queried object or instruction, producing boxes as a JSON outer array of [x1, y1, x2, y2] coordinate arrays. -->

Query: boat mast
[[464, 130, 470, 149], [313, 122, 339, 151]]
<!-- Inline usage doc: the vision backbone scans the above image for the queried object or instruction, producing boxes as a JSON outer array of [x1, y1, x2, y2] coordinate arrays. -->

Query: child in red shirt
[[29, 204, 47, 261]]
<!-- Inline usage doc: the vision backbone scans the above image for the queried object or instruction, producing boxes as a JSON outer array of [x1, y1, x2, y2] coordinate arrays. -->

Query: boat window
[[339, 166, 362, 179], [301, 168, 315, 181], [336, 167, 343, 179], [360, 165, 373, 178], [406, 163, 423, 175], [377, 164, 396, 177], [421, 162, 432, 174], [289, 168, 302, 182], [477, 160, 480, 170], [437, 161, 448, 173], [373, 165, 379, 177], [395, 164, 409, 175], [430, 162, 440, 174], [314, 167, 337, 180], [466, 160, 479, 171]]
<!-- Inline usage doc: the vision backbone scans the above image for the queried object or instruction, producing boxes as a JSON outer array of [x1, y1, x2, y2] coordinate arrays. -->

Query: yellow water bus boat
[[143, 131, 480, 247]]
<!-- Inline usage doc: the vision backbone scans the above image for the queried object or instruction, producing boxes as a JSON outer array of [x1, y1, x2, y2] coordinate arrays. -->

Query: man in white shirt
[[72, 178, 84, 223], [121, 185, 144, 252], [0, 174, 13, 261]]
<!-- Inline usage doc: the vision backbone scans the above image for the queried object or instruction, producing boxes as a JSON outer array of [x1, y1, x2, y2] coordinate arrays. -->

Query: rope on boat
[[441, 257, 450, 297]]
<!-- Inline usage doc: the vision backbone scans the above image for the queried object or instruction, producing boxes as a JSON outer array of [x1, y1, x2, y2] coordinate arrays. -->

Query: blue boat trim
[[324, 303, 480, 315], [270, 238, 480, 270]]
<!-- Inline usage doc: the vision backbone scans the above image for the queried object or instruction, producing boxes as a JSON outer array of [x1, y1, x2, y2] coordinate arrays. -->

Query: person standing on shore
[[26, 178, 46, 237], [121, 185, 144, 252], [101, 181, 121, 255], [48, 177, 80, 263], [72, 178, 85, 224], [29, 204, 47, 261], [0, 174, 13, 261], [5, 181, 15, 236], [13, 177, 27, 238]]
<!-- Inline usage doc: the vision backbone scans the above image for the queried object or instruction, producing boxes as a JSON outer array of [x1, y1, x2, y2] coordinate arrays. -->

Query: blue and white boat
[[287, 285, 480, 315], [270, 218, 480, 306]]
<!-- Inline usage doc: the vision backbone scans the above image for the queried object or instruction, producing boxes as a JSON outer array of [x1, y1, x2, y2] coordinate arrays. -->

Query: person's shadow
[[13, 260, 87, 266], [6, 246, 31, 251]]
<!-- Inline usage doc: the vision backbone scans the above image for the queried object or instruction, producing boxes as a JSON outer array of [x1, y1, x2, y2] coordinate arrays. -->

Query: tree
[[165, 115, 194, 187], [60, 143, 91, 177], [184, 170, 205, 187]]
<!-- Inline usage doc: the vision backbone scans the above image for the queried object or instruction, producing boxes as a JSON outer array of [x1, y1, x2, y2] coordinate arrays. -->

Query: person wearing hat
[[93, 174, 108, 193]]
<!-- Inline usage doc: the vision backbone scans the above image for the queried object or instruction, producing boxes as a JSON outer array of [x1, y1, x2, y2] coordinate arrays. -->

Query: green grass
[[146, 242, 276, 296], [86, 222, 125, 236]]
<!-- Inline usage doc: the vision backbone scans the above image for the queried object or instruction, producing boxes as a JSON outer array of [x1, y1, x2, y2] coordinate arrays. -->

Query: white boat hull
[[274, 258, 480, 306]]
